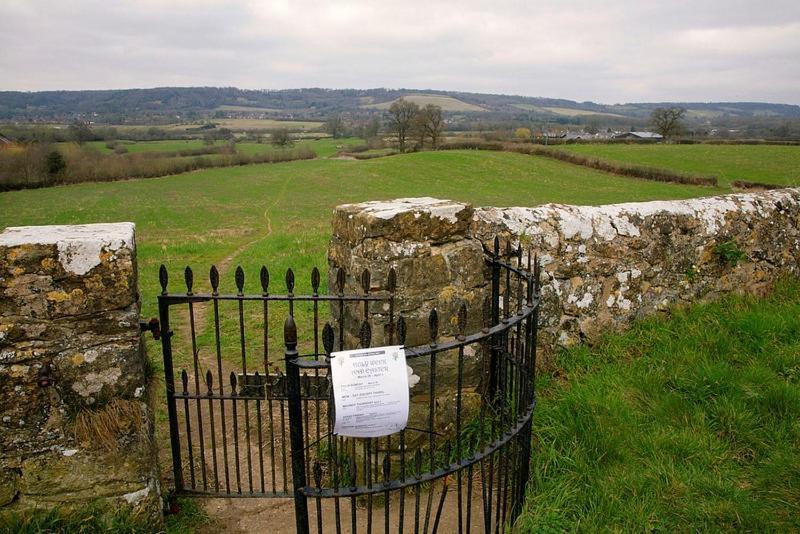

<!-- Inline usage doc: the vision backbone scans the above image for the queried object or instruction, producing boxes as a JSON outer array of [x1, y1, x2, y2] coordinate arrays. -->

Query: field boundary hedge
[[731, 179, 785, 191], [0, 146, 315, 191], [439, 141, 719, 186], [338, 150, 399, 160]]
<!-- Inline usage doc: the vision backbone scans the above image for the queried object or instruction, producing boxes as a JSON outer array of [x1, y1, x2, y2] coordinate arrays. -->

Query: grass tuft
[[0, 501, 158, 534], [73, 399, 146, 452]]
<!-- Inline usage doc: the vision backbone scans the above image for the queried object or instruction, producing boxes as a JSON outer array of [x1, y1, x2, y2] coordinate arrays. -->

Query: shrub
[[714, 240, 748, 267], [45, 150, 66, 176], [0, 144, 316, 190], [731, 180, 784, 191], [270, 128, 293, 147]]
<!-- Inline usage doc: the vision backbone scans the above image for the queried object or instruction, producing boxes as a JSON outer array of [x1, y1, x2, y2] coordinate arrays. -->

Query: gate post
[[158, 293, 184, 493], [284, 315, 309, 534]]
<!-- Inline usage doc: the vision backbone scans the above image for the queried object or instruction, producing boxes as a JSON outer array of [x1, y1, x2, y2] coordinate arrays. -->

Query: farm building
[[0, 133, 13, 148], [614, 131, 663, 140]]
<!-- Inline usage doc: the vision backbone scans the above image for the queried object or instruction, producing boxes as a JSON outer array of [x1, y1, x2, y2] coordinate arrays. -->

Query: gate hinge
[[140, 318, 161, 340]]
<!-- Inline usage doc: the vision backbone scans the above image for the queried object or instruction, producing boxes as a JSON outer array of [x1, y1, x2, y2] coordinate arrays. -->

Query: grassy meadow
[[0, 149, 719, 315], [561, 143, 800, 187], [519, 279, 800, 531], [80, 137, 358, 157], [0, 149, 719, 366]]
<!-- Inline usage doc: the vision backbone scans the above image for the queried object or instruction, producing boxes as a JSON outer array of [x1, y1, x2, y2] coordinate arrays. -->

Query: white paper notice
[[330, 345, 409, 438]]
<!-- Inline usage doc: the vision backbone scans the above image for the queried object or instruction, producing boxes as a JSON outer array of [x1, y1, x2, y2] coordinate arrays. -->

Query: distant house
[[613, 131, 663, 140], [0, 132, 13, 148]]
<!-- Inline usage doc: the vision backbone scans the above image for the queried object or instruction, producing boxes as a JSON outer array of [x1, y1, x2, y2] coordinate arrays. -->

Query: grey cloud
[[1, 0, 798, 104]]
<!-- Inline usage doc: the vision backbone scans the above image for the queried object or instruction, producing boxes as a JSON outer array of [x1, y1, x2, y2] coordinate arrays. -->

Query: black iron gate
[[157, 237, 540, 533]]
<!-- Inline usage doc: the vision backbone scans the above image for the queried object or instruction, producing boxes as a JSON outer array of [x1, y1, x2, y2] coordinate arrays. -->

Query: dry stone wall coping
[[330, 189, 800, 356], [333, 197, 474, 244]]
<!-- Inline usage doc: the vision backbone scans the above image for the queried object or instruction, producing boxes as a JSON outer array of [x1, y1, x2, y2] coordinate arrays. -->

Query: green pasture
[[560, 143, 800, 188], [0, 150, 717, 366], [77, 137, 359, 158], [519, 279, 800, 531], [234, 137, 361, 158]]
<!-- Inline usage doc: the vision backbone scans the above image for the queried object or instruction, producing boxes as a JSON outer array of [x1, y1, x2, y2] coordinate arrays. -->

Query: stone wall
[[473, 188, 800, 352], [329, 189, 800, 361], [0, 224, 160, 524]]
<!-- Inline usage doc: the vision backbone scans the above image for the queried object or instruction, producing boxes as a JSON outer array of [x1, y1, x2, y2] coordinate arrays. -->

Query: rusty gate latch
[[140, 318, 161, 340]]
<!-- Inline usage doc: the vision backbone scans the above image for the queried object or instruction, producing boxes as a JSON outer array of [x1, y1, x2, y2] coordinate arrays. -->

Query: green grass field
[[519, 279, 800, 531], [83, 139, 211, 154], [560, 143, 800, 188], [0, 149, 719, 363], [79, 137, 359, 158]]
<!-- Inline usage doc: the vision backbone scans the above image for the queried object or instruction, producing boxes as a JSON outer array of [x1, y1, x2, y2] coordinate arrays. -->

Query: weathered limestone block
[[0, 223, 160, 525], [331, 197, 474, 246], [329, 198, 488, 349], [472, 188, 800, 351]]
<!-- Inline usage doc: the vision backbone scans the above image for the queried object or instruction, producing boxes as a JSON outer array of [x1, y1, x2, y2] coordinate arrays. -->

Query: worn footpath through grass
[[519, 279, 800, 532]]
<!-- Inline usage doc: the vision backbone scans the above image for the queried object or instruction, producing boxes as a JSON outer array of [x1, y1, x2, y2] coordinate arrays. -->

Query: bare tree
[[364, 116, 380, 141], [270, 128, 293, 147], [420, 104, 444, 148], [324, 115, 346, 138], [386, 98, 419, 153], [68, 120, 93, 145], [650, 107, 686, 139], [411, 111, 427, 150]]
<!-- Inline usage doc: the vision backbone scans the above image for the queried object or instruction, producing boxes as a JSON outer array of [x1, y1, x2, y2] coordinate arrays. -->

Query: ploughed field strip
[[156, 240, 540, 533]]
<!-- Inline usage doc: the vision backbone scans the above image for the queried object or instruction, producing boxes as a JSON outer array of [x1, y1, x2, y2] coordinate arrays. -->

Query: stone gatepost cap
[[332, 197, 473, 244], [0, 222, 135, 276]]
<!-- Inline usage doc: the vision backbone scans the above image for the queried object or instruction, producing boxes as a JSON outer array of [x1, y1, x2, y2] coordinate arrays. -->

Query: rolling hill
[[1, 87, 798, 127]]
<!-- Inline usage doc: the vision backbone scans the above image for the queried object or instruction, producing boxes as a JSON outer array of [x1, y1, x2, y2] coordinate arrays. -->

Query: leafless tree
[[324, 115, 346, 138], [411, 111, 427, 150], [386, 98, 419, 153], [650, 107, 686, 139], [420, 104, 444, 148], [270, 128, 293, 147]]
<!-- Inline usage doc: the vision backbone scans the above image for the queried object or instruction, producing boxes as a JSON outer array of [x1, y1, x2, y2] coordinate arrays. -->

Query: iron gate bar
[[157, 293, 388, 304], [284, 241, 539, 533], [158, 237, 540, 533], [291, 302, 539, 370], [300, 401, 536, 498]]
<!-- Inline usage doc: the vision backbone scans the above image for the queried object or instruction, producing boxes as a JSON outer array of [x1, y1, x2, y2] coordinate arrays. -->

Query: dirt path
[[164, 178, 509, 532]]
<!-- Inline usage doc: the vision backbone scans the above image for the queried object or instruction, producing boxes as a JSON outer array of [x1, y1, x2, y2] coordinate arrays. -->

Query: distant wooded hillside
[[2, 87, 798, 125]]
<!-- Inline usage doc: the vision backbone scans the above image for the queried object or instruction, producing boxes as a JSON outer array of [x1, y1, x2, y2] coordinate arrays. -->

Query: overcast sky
[[1, 0, 799, 104]]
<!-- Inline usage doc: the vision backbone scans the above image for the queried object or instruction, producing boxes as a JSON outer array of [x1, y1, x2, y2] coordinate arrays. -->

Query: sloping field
[[561, 144, 800, 187], [520, 280, 800, 531], [0, 150, 716, 323], [77, 137, 358, 157], [364, 94, 487, 112], [170, 118, 323, 131], [216, 105, 280, 113], [511, 104, 624, 118]]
